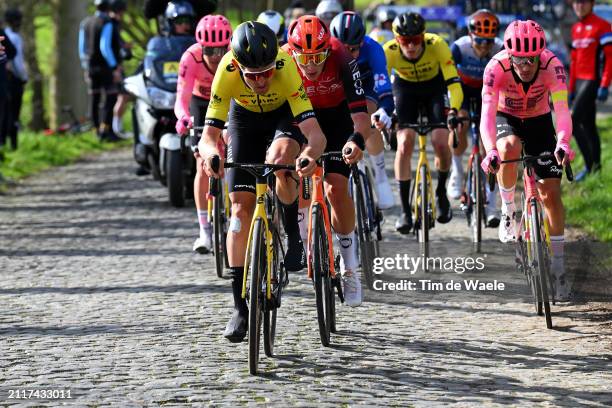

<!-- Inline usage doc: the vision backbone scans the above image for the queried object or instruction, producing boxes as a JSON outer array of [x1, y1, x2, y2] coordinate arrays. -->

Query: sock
[[335, 231, 358, 272], [197, 210, 209, 237], [550, 235, 565, 275], [369, 151, 387, 182], [499, 185, 516, 214], [281, 199, 300, 241], [437, 171, 449, 194], [112, 116, 123, 134], [398, 179, 412, 216], [298, 207, 309, 246], [452, 155, 463, 175], [229, 267, 247, 311]]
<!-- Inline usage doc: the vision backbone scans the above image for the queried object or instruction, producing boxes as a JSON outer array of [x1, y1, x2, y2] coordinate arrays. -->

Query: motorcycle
[[123, 35, 195, 207]]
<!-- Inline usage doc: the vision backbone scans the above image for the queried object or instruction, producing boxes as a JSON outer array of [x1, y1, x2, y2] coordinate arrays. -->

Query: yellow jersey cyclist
[[381, 12, 463, 234], [199, 22, 327, 343]]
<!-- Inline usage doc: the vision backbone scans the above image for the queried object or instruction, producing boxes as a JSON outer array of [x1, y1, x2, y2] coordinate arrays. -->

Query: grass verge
[[564, 115, 612, 242], [0, 131, 130, 182]]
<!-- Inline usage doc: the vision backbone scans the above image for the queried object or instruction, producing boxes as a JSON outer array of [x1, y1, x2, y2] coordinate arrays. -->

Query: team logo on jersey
[[554, 66, 567, 84], [276, 59, 285, 70], [210, 93, 223, 106], [226, 62, 236, 72], [374, 73, 387, 88], [389, 43, 398, 51], [318, 27, 326, 41]]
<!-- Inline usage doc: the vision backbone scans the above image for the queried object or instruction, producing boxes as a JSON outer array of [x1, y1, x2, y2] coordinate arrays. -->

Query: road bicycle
[[300, 152, 346, 347], [211, 156, 292, 374], [488, 149, 573, 329]]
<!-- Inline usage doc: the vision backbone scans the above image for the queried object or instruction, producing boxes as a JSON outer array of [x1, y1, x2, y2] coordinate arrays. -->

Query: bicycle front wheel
[[531, 200, 552, 329], [248, 218, 266, 375], [472, 154, 483, 243], [264, 219, 282, 357], [212, 181, 226, 278], [353, 173, 375, 289], [419, 165, 429, 244], [311, 204, 333, 347]]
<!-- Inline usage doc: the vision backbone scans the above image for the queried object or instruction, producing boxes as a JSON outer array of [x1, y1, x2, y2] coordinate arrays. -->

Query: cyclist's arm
[[480, 61, 501, 153], [337, 48, 368, 114], [548, 58, 572, 146], [174, 51, 196, 121], [437, 41, 463, 111], [198, 125, 222, 160], [298, 117, 326, 160], [100, 21, 118, 69], [366, 38, 395, 114]]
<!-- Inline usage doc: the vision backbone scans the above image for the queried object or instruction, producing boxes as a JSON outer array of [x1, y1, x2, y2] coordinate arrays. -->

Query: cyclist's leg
[[495, 113, 522, 242], [365, 97, 394, 209], [429, 94, 452, 223], [392, 77, 418, 232], [191, 96, 212, 253]]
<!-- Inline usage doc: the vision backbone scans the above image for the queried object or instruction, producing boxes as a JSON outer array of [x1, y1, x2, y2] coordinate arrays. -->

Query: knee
[[397, 132, 413, 155], [539, 185, 560, 206], [231, 199, 254, 221], [267, 143, 297, 165], [497, 138, 521, 156]]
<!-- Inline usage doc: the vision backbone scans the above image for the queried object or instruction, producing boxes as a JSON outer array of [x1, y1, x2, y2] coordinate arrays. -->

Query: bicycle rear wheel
[[263, 228, 280, 357], [353, 172, 375, 289], [363, 165, 382, 257], [311, 204, 333, 346], [531, 200, 552, 329], [248, 218, 266, 375]]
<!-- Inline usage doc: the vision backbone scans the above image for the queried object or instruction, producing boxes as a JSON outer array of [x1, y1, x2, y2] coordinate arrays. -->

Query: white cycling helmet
[[257, 10, 285, 38], [315, 0, 343, 24]]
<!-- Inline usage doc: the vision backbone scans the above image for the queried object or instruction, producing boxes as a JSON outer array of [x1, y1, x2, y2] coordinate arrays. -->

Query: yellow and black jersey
[[384, 33, 463, 110], [205, 49, 315, 128]]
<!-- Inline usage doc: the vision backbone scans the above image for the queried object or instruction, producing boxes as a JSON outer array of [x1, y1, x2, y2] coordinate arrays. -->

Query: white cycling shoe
[[342, 269, 362, 307], [448, 168, 464, 200], [498, 211, 517, 243], [193, 230, 212, 254], [376, 179, 395, 210]]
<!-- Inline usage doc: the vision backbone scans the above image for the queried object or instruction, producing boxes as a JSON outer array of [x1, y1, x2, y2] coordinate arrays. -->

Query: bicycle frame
[[306, 166, 337, 281]]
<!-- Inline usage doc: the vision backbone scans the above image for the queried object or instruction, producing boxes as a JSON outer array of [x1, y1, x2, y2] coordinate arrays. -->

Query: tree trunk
[[50, 0, 88, 129]]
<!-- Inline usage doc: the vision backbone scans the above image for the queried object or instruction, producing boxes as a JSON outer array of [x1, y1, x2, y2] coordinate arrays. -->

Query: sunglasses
[[293, 50, 329, 66], [397, 35, 423, 46], [203, 46, 226, 57], [174, 16, 192, 25], [511, 55, 539, 66], [473, 36, 495, 45], [240, 65, 275, 81]]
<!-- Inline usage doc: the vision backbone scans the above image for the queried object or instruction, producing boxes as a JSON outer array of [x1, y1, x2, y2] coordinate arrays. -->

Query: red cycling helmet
[[196, 14, 232, 47], [287, 15, 331, 54], [503, 20, 546, 57]]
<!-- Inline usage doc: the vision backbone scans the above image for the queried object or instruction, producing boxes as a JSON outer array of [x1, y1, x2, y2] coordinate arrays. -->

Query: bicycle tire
[[364, 165, 382, 258], [419, 165, 429, 244], [263, 225, 280, 357], [248, 218, 265, 375], [311, 204, 332, 347], [473, 155, 482, 243], [531, 200, 553, 329], [353, 173, 374, 289], [212, 182, 225, 278]]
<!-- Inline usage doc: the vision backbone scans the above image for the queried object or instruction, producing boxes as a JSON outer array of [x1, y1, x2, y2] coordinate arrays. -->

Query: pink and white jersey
[[174, 43, 216, 120], [480, 49, 572, 152]]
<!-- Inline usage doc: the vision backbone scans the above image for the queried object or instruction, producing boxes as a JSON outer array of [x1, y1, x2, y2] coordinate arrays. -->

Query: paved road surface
[[0, 149, 610, 407]]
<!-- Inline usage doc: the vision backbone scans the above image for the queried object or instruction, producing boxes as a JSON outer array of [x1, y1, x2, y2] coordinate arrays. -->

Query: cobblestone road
[[0, 149, 610, 407]]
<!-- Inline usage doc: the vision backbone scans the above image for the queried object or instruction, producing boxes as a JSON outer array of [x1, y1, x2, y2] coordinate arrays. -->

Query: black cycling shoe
[[135, 165, 150, 176], [223, 308, 248, 343], [284, 234, 306, 272], [436, 191, 453, 224], [395, 212, 413, 234]]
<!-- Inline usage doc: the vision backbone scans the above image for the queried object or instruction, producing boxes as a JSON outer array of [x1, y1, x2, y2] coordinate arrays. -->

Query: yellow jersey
[[205, 49, 315, 128], [384, 33, 463, 111]]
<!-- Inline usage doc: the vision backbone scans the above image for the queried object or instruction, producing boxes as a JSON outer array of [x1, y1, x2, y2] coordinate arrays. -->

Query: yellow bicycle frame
[[242, 181, 274, 302], [412, 133, 436, 222]]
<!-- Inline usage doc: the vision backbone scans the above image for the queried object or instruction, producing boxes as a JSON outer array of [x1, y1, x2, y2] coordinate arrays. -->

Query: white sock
[[335, 231, 358, 272], [197, 210, 209, 237], [112, 116, 123, 134], [499, 185, 516, 215], [452, 154, 463, 175], [550, 235, 565, 276], [369, 151, 388, 183]]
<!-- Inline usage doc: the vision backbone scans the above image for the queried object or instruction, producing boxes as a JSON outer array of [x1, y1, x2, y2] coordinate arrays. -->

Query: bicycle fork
[[413, 134, 435, 224], [306, 169, 336, 280]]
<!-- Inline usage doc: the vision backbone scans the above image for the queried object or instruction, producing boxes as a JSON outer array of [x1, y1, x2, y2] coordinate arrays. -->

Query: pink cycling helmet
[[196, 14, 232, 47], [503, 20, 546, 57]]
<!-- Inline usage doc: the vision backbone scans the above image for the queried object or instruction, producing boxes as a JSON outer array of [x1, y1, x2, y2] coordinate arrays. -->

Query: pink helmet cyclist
[[196, 14, 232, 47], [503, 20, 546, 57]]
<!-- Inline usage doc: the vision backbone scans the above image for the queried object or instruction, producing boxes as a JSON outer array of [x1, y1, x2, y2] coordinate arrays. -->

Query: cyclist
[[315, 0, 343, 28], [257, 10, 287, 45], [449, 9, 503, 227], [284, 15, 370, 307], [569, 0, 612, 181], [330, 11, 395, 210], [199, 22, 327, 342], [480, 20, 574, 279], [369, 7, 396, 45], [383, 12, 463, 233], [174, 14, 232, 254]]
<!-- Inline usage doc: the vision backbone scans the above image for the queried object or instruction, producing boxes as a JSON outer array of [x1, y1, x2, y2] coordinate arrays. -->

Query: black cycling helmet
[[94, 0, 110, 11], [4, 9, 23, 25], [330, 11, 365, 46], [231, 21, 279, 69], [109, 0, 127, 13], [392, 12, 425, 37], [165, 1, 195, 20]]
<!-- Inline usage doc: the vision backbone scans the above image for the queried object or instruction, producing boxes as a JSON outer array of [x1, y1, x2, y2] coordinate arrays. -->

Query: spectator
[[107, 0, 132, 138], [144, 0, 216, 34], [315, 0, 343, 28], [0, 29, 16, 149], [2, 9, 28, 150], [569, 0, 612, 181], [284, 0, 307, 28]]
